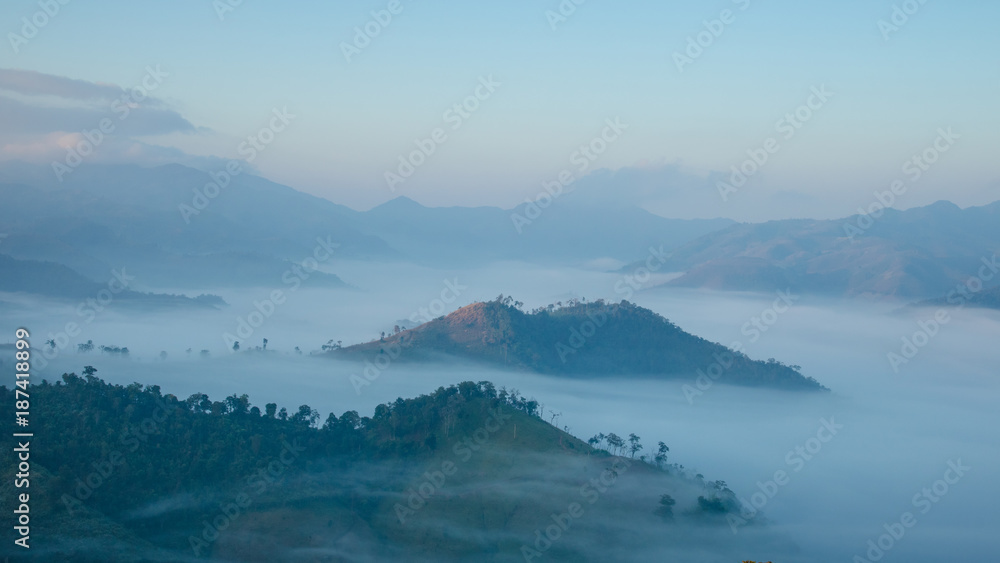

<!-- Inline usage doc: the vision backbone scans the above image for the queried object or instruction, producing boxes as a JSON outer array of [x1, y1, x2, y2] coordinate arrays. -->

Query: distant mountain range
[[0, 161, 733, 292], [0, 254, 225, 309], [333, 298, 827, 391], [638, 201, 1000, 300], [2, 161, 997, 300]]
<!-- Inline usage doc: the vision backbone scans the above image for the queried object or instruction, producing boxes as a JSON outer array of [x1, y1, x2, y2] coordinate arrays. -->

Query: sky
[[1, 0, 998, 221]]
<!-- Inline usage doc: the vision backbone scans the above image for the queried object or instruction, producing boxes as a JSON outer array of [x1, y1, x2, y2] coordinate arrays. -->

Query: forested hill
[[0, 370, 781, 562], [335, 297, 827, 391]]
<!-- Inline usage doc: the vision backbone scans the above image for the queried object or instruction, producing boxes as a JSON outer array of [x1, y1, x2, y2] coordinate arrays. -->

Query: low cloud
[[0, 68, 206, 169]]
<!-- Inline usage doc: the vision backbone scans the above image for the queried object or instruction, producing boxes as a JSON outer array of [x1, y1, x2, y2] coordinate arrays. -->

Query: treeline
[[0, 369, 546, 520]]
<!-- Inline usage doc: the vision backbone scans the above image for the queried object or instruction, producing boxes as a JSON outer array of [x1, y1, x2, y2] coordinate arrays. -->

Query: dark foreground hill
[[334, 298, 826, 392], [0, 370, 799, 562]]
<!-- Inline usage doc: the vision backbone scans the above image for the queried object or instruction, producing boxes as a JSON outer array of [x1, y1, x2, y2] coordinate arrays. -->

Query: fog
[[3, 260, 998, 562]]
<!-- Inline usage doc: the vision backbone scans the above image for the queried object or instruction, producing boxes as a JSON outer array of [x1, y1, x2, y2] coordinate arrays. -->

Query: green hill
[[334, 297, 827, 391], [0, 369, 788, 562]]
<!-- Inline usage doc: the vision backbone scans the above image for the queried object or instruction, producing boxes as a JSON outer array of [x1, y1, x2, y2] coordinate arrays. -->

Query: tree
[[262, 338, 268, 350], [200, 349, 210, 358], [697, 496, 728, 514], [225, 394, 250, 415], [233, 341, 240, 352], [655, 494, 676, 519], [82, 366, 97, 377], [655, 441, 670, 468], [264, 403, 277, 418], [45, 339, 56, 350], [628, 433, 642, 458], [606, 433, 624, 456], [291, 405, 319, 427], [322, 412, 338, 431]]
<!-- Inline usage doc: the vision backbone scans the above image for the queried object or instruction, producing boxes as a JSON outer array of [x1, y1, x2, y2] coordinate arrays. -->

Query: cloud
[[0, 133, 230, 172], [0, 68, 125, 101], [0, 68, 214, 170], [0, 94, 196, 137]]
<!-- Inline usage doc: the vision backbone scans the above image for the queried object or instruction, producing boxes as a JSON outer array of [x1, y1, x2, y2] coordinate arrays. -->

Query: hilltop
[[333, 297, 826, 391]]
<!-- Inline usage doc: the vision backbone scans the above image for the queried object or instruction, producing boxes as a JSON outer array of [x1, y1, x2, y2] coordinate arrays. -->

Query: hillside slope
[[0, 372, 789, 562], [334, 298, 826, 391]]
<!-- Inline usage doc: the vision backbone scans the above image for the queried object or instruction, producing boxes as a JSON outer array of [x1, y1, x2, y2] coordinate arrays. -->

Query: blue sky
[[1, 0, 997, 220]]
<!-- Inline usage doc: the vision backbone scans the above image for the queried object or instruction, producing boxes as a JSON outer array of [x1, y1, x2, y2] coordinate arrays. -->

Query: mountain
[[333, 298, 826, 391], [0, 372, 788, 562], [638, 201, 1000, 299], [0, 253, 226, 308], [0, 162, 735, 287], [363, 196, 735, 266], [0, 162, 380, 289]]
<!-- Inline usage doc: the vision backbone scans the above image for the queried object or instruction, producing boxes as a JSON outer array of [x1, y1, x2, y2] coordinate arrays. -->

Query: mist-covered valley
[[3, 2, 1000, 559], [3, 260, 997, 562]]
